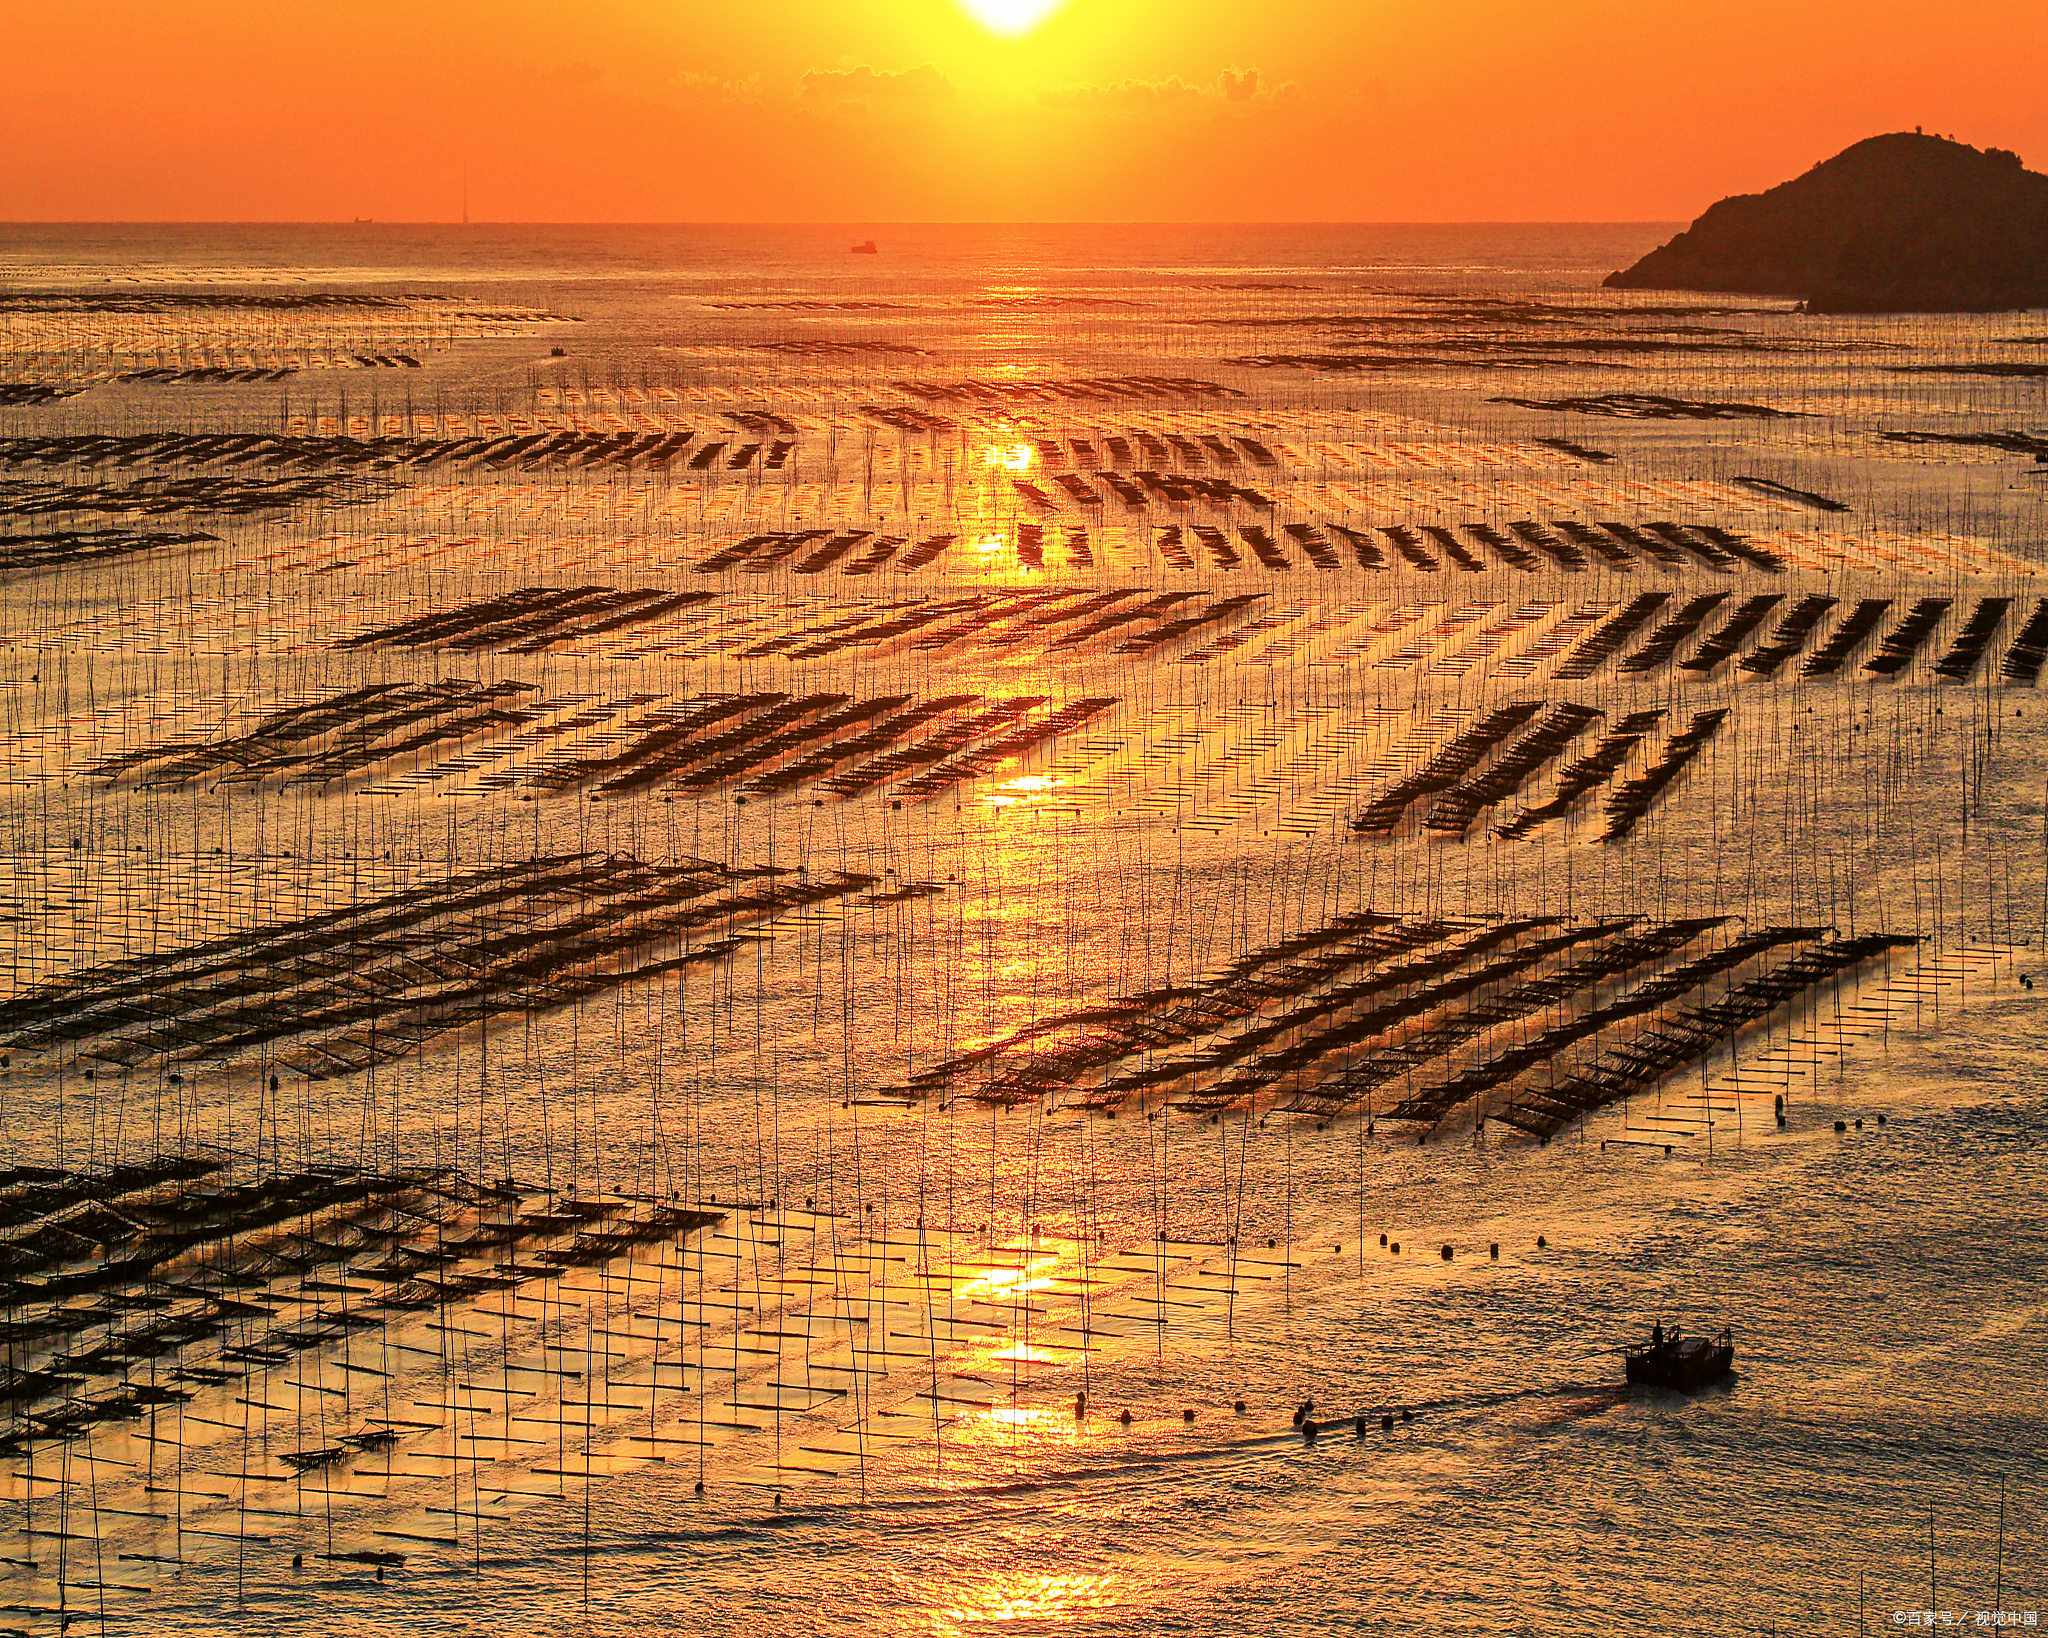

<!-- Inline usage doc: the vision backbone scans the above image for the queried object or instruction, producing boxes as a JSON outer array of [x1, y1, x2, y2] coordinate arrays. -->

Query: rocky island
[[1605, 132, 2048, 312]]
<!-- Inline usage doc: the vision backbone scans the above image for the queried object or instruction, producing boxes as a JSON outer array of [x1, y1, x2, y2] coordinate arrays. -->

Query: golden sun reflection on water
[[988, 774, 1066, 808], [932, 1394, 1089, 1472], [981, 442, 1033, 472], [934, 1572, 1122, 1638], [956, 1250, 1063, 1303], [941, 1249, 1085, 1406], [981, 1398, 1065, 1427]]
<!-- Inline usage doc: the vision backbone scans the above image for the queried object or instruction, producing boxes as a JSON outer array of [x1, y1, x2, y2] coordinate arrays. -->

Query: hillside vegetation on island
[[1606, 133, 2048, 313]]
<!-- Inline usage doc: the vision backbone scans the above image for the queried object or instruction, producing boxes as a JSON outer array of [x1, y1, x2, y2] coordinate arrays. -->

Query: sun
[[956, 0, 1066, 36]]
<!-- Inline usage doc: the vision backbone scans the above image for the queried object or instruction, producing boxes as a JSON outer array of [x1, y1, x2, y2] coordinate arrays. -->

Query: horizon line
[[0, 218, 1686, 230]]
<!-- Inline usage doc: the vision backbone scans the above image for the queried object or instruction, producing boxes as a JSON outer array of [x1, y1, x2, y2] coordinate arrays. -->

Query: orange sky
[[5, 0, 2044, 222]]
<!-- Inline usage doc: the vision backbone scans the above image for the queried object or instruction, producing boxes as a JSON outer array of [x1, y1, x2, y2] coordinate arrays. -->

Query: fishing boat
[[851, 239, 878, 254], [1625, 1326, 1735, 1389]]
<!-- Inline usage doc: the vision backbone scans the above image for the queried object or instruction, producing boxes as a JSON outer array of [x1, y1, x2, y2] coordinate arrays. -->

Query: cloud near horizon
[[799, 65, 956, 105], [669, 69, 764, 106], [1036, 67, 1293, 114]]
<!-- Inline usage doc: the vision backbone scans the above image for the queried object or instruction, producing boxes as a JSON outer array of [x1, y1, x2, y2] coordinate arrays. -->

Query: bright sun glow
[[956, 0, 1066, 36]]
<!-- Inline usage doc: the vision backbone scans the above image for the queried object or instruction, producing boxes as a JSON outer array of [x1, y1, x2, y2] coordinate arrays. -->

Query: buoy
[[1183, 1408, 1196, 1424], [694, 1479, 704, 1494], [1489, 1243, 1499, 1260], [1441, 1245, 1453, 1262], [1876, 1113, 1887, 1126], [773, 1492, 782, 1510], [270, 1074, 279, 1091], [1774, 1094, 1783, 1114], [1119, 1409, 1132, 1427], [1400, 1408, 1412, 1423], [1854, 1118, 1863, 1129], [1333, 1243, 1341, 1253], [1233, 1399, 1246, 1414], [1536, 1235, 1547, 1248], [1380, 1412, 1393, 1430], [1834, 1119, 1848, 1132], [292, 1554, 303, 1570], [1379, 1233, 1387, 1247], [1390, 1242, 1400, 1254], [1301, 1418, 1318, 1439], [1354, 1415, 1368, 1436]]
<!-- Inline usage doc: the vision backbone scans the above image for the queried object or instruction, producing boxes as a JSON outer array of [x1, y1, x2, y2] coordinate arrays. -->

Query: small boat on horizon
[[1625, 1324, 1735, 1390], [851, 239, 878, 254]]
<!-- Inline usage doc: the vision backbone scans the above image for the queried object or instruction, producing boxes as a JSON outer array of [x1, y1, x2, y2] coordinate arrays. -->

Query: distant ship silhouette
[[850, 239, 878, 254]]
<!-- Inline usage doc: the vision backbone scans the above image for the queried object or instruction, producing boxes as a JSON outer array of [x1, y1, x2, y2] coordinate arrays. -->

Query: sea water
[[0, 223, 2042, 1634]]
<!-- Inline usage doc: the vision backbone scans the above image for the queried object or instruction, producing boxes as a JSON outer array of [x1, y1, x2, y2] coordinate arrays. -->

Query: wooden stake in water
[[1995, 1473, 2005, 1616]]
